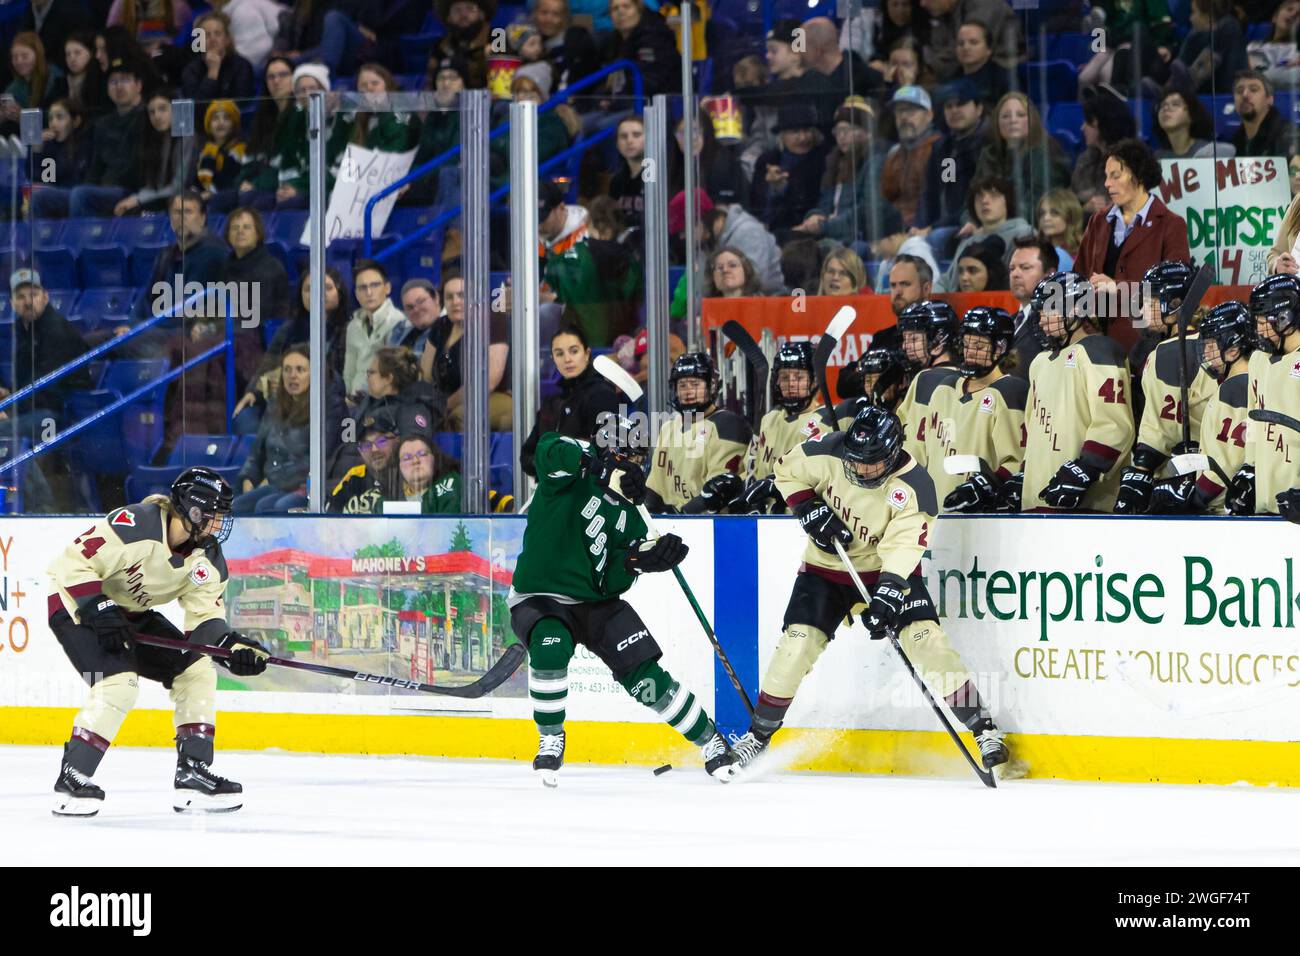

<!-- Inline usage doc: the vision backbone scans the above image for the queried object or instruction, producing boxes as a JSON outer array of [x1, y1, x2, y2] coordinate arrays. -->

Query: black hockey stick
[[1176, 263, 1215, 449], [592, 355, 755, 716], [721, 319, 770, 428], [132, 632, 527, 699], [1249, 408, 1300, 434], [831, 541, 996, 789]]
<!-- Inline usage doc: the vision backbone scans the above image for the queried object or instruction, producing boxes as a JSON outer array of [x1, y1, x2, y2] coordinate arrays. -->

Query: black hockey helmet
[[1141, 260, 1196, 330], [1032, 271, 1094, 349], [897, 300, 959, 369], [668, 351, 718, 414], [957, 306, 1014, 378], [842, 404, 905, 488], [1249, 274, 1300, 354], [594, 410, 650, 464], [858, 346, 910, 408], [171, 466, 234, 548], [1199, 301, 1254, 372], [771, 340, 816, 412]]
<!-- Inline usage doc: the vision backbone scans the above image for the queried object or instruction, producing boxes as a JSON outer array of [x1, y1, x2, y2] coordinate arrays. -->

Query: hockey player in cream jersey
[[728, 405, 1010, 773], [894, 302, 962, 473], [47, 468, 269, 816], [1022, 272, 1135, 512]]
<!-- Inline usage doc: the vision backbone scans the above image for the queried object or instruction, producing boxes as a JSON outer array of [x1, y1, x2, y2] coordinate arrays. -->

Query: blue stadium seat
[[261, 317, 285, 348], [0, 436, 31, 514], [130, 244, 166, 286], [1245, 22, 1271, 43], [1047, 101, 1085, 144], [31, 219, 64, 248], [265, 240, 300, 285], [124, 464, 178, 503], [46, 288, 78, 315], [1204, 94, 1238, 137], [1045, 32, 1093, 65], [489, 431, 513, 495], [113, 215, 173, 247], [230, 433, 255, 467], [400, 34, 439, 73], [167, 434, 237, 468], [269, 210, 309, 247], [32, 247, 77, 289], [77, 286, 137, 319], [63, 390, 129, 509], [399, 239, 443, 288], [101, 358, 170, 396], [63, 217, 113, 251], [398, 73, 424, 91], [1018, 60, 1077, 103], [78, 245, 131, 287], [433, 431, 463, 460], [0, 221, 30, 250]]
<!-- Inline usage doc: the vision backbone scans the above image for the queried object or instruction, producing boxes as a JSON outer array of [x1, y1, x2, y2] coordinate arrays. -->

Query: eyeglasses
[[356, 281, 386, 293], [824, 266, 852, 279], [400, 450, 431, 464], [359, 437, 393, 452]]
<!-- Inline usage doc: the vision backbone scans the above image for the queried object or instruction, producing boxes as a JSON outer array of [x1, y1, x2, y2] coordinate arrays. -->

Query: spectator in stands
[[602, 0, 681, 100], [975, 91, 1070, 227], [419, 272, 514, 429], [489, 66, 578, 189], [733, 54, 776, 171], [777, 236, 820, 293], [687, 186, 784, 293], [954, 21, 1009, 106], [354, 346, 441, 440], [1268, 183, 1300, 275], [881, 34, 923, 94], [1152, 85, 1235, 160], [235, 343, 312, 513], [340, 63, 417, 153], [5, 268, 92, 431], [223, 55, 294, 212], [817, 245, 868, 295], [520, 324, 622, 478], [138, 190, 231, 322], [62, 32, 105, 117], [221, 206, 290, 375], [867, 0, 929, 73], [585, 196, 629, 244], [539, 181, 644, 345], [1247, 0, 1300, 89], [182, 12, 256, 102], [21, 0, 93, 75], [35, 100, 89, 192], [921, 77, 989, 257], [255, 62, 341, 209], [1072, 86, 1135, 216], [1079, 0, 1176, 96], [955, 236, 1008, 292], [533, 0, 601, 92], [704, 247, 762, 299], [1231, 70, 1300, 159], [30, 57, 144, 219], [670, 107, 746, 199], [401, 56, 465, 206], [881, 85, 940, 230], [94, 27, 157, 93], [396, 434, 466, 512], [2, 33, 64, 131], [608, 115, 646, 233], [278, 0, 370, 80], [326, 408, 402, 512], [876, 252, 933, 347], [794, 96, 899, 252], [211, 0, 286, 74], [1006, 235, 1058, 376], [390, 279, 441, 358], [1036, 187, 1083, 272], [1074, 138, 1190, 348], [114, 88, 188, 216], [109, 0, 193, 41], [803, 16, 881, 101], [919, 0, 1020, 83], [196, 100, 249, 203], [1175, 0, 1247, 95], [941, 174, 1032, 291], [752, 104, 829, 236], [760, 18, 836, 130], [1293, 154, 1300, 197], [344, 259, 406, 397]]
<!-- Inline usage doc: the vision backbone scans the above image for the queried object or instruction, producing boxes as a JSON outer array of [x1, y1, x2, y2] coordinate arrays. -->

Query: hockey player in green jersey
[[508, 423, 736, 786]]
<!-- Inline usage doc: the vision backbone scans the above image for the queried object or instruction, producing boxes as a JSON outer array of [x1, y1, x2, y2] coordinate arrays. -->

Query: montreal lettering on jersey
[[825, 484, 881, 545], [122, 561, 151, 608]]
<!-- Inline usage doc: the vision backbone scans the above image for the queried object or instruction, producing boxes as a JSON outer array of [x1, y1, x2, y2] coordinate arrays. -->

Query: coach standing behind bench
[[1073, 139, 1190, 352]]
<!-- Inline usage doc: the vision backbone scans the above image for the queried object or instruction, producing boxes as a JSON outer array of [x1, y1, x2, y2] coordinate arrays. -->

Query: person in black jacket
[[182, 12, 256, 102], [234, 343, 312, 513], [752, 103, 830, 237], [520, 326, 623, 478], [602, 0, 681, 100], [22, 0, 94, 74], [921, 77, 990, 258], [220, 206, 290, 391], [1231, 70, 1300, 159], [3, 268, 92, 428]]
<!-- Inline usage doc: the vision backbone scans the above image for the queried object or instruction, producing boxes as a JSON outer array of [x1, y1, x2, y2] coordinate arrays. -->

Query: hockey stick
[[1249, 408, 1300, 434], [131, 632, 528, 699], [1176, 263, 1215, 449], [814, 306, 858, 422], [942, 455, 997, 481], [721, 319, 770, 429], [592, 354, 755, 716], [830, 540, 996, 789], [1169, 451, 1233, 490]]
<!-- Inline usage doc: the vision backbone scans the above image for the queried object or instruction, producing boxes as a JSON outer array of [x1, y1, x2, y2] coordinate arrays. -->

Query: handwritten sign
[[301, 145, 418, 245]]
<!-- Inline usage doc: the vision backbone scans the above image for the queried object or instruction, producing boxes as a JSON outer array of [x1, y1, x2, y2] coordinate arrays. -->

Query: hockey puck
[[653, 764, 672, 776]]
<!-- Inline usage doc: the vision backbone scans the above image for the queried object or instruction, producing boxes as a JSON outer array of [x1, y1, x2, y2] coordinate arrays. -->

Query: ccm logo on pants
[[616, 630, 650, 652]]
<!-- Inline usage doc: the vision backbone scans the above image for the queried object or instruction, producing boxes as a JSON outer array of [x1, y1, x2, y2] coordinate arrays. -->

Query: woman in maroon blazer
[[1074, 138, 1191, 351]]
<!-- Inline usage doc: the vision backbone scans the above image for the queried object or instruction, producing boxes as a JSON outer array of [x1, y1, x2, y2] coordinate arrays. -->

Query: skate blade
[[539, 770, 559, 788], [173, 791, 243, 813], [52, 795, 102, 817], [707, 762, 738, 783]]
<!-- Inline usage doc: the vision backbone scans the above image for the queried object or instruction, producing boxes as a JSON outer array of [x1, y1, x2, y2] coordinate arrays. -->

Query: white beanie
[[292, 62, 331, 93], [514, 61, 552, 100]]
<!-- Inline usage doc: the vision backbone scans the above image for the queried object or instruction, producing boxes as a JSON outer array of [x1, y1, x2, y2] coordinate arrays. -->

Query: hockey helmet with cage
[[956, 306, 1014, 378], [1141, 260, 1196, 330], [897, 300, 959, 369], [1198, 301, 1253, 374], [1032, 271, 1094, 349], [593, 410, 650, 465], [668, 351, 719, 413], [842, 404, 905, 489], [857, 347, 910, 408], [771, 341, 817, 412], [1249, 274, 1300, 354], [171, 466, 234, 548]]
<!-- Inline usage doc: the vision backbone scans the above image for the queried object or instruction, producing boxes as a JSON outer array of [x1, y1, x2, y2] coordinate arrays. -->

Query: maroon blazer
[[1073, 196, 1192, 351]]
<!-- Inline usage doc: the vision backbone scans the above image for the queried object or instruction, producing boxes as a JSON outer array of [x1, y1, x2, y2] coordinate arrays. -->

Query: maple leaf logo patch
[[979, 394, 994, 414], [888, 487, 910, 510], [110, 510, 136, 528], [189, 564, 212, 585]]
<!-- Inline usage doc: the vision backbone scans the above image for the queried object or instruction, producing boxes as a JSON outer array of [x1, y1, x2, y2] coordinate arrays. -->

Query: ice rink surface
[[3, 745, 1297, 866]]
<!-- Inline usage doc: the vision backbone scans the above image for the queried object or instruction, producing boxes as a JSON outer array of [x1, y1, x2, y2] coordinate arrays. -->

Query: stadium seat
[[1045, 32, 1093, 65], [64, 217, 113, 251], [265, 241, 300, 285], [269, 210, 309, 247], [400, 33, 440, 73], [1047, 101, 1085, 145], [1018, 60, 1077, 103], [78, 287, 138, 319], [63, 390, 130, 509], [32, 247, 77, 289], [399, 239, 443, 288], [489, 431, 513, 495], [78, 245, 131, 287], [101, 358, 171, 396], [130, 244, 167, 286], [167, 434, 236, 468], [433, 431, 463, 460], [31, 219, 64, 248], [230, 433, 256, 467], [46, 289, 78, 315], [124, 464, 178, 503], [113, 215, 173, 247]]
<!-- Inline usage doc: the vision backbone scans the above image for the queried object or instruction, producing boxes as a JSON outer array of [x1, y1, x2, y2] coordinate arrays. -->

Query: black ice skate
[[534, 732, 565, 788], [174, 755, 244, 813], [728, 730, 771, 775], [975, 727, 1009, 770], [701, 731, 736, 782], [52, 762, 105, 817]]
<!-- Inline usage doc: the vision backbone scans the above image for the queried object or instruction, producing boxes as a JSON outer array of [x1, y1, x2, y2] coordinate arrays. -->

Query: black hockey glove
[[861, 575, 907, 640], [793, 497, 853, 553], [996, 471, 1023, 513], [1276, 489, 1300, 524], [83, 595, 132, 655], [1226, 465, 1255, 516], [217, 631, 270, 677], [1147, 475, 1206, 514], [609, 459, 648, 505], [697, 473, 745, 513], [1113, 467, 1155, 514], [1041, 459, 1102, 511], [734, 477, 779, 515], [943, 472, 1001, 513], [580, 448, 622, 492], [624, 533, 689, 574]]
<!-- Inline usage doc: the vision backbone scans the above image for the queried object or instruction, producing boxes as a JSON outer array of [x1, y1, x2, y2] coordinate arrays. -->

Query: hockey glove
[[1276, 489, 1300, 524], [996, 471, 1024, 513], [608, 459, 648, 505], [83, 595, 132, 655], [943, 472, 1001, 513], [580, 449, 622, 492], [734, 477, 779, 515], [624, 533, 689, 574], [697, 473, 745, 513], [1113, 467, 1155, 514], [1041, 459, 1102, 511], [1226, 465, 1255, 516], [1147, 475, 1203, 514], [793, 497, 854, 553], [861, 576, 907, 640], [217, 631, 270, 677]]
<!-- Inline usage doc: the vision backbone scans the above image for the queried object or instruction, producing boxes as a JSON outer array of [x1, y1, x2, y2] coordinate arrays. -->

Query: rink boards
[[1, 514, 1297, 787]]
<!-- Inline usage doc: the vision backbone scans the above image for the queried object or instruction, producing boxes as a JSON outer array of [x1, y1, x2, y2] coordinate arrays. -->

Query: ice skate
[[701, 731, 736, 782], [174, 755, 244, 813], [534, 732, 565, 788], [52, 762, 105, 818], [975, 727, 1009, 771], [727, 730, 772, 779]]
